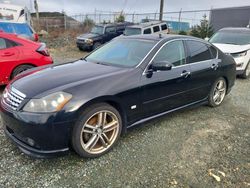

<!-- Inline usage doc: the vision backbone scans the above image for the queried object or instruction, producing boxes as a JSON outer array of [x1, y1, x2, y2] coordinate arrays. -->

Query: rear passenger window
[[0, 38, 17, 49], [143, 28, 152, 34], [161, 24, 167, 30], [208, 45, 218, 58], [0, 38, 7, 49], [153, 26, 160, 33], [186, 41, 212, 63]]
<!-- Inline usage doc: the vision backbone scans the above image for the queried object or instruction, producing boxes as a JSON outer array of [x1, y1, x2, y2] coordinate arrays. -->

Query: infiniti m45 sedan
[[0, 35, 236, 158]]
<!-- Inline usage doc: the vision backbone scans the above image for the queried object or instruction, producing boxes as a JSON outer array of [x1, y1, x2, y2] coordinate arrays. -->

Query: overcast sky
[[2, 0, 250, 15]]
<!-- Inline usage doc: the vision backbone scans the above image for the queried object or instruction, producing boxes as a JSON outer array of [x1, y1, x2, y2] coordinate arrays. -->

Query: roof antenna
[[159, 33, 162, 38]]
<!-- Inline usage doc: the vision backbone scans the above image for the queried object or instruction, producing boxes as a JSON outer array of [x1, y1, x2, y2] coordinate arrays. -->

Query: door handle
[[181, 70, 191, 78], [211, 64, 219, 70], [2, 52, 14, 57]]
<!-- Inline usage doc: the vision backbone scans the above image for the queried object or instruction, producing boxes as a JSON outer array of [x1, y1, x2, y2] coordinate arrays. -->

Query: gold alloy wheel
[[80, 110, 120, 154], [213, 79, 226, 105]]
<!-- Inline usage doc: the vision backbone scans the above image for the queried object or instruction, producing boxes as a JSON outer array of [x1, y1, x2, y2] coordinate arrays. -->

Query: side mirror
[[151, 61, 172, 71], [205, 37, 210, 41]]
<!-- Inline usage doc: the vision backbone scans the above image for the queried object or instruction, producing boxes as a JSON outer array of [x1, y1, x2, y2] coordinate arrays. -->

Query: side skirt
[[127, 98, 208, 129]]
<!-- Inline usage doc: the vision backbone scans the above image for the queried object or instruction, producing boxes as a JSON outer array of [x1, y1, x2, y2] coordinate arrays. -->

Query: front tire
[[208, 77, 227, 107], [72, 103, 122, 158]]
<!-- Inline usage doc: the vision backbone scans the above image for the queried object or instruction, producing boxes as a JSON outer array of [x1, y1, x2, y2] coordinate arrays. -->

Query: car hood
[[213, 43, 250, 54], [77, 33, 101, 39], [12, 60, 127, 98]]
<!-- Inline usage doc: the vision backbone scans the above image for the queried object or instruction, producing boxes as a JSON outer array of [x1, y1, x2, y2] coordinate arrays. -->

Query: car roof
[[0, 21, 29, 25], [118, 34, 207, 43], [127, 21, 166, 29], [0, 31, 38, 45], [219, 27, 250, 33], [95, 22, 133, 27]]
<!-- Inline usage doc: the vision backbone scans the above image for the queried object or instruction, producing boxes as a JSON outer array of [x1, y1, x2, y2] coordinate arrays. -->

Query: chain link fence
[[32, 9, 211, 33]]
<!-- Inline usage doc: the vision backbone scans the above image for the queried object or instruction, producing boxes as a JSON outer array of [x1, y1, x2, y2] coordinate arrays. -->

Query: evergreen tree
[[115, 13, 125, 23], [190, 14, 214, 39]]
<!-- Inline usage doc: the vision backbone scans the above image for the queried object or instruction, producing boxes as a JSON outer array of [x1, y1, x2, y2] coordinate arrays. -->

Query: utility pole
[[178, 8, 182, 32], [159, 0, 164, 21], [34, 0, 40, 30]]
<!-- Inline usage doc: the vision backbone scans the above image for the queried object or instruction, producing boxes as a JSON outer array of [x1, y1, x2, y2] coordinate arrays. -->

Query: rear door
[[185, 40, 220, 101], [0, 37, 20, 81], [0, 37, 19, 62]]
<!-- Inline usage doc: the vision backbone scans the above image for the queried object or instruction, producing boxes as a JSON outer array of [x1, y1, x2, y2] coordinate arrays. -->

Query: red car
[[0, 31, 53, 85]]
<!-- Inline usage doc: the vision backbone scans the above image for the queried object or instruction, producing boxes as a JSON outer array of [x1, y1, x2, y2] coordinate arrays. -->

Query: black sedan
[[0, 34, 236, 158]]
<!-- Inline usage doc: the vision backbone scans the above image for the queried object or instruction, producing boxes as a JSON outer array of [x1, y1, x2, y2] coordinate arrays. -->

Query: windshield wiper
[[224, 42, 238, 45], [95, 62, 111, 66]]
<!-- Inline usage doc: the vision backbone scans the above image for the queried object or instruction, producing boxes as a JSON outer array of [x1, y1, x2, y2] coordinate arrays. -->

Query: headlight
[[23, 92, 72, 113], [231, 51, 247, 58], [85, 39, 93, 44]]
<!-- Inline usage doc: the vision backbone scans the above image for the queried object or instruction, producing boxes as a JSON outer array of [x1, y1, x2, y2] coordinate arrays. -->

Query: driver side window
[[154, 40, 186, 67], [105, 27, 116, 34]]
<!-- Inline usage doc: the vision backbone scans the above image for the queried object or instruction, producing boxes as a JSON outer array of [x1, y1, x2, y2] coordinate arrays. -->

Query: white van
[[124, 21, 169, 36], [0, 3, 31, 24]]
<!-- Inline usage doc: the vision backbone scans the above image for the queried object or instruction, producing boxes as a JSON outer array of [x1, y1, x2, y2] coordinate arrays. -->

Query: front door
[[103, 26, 117, 43], [142, 40, 194, 117]]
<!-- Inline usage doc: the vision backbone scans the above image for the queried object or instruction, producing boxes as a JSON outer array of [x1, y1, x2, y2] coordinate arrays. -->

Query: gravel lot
[[0, 49, 249, 187]]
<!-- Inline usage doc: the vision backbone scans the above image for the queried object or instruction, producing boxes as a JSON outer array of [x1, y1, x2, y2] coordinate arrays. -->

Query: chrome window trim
[[142, 38, 185, 75], [136, 38, 164, 68], [142, 38, 217, 75]]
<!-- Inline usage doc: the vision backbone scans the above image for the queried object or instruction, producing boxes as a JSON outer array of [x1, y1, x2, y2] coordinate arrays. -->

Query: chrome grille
[[1, 87, 26, 111]]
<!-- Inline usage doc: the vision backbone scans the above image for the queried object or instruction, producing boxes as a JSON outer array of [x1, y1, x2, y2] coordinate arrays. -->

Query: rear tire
[[208, 77, 227, 107], [240, 62, 250, 79], [78, 47, 84, 51], [72, 103, 122, 158], [11, 64, 35, 79]]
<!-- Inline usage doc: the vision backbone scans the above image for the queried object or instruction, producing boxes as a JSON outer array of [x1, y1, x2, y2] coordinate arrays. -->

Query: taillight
[[36, 43, 50, 56], [34, 33, 39, 42]]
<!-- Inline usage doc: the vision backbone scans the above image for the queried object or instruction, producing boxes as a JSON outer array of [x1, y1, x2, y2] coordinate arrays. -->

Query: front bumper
[[0, 105, 75, 158], [233, 56, 250, 74], [76, 40, 93, 50]]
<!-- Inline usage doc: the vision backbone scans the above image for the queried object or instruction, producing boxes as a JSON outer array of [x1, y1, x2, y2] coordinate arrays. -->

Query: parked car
[[124, 21, 169, 36], [0, 31, 53, 85], [209, 27, 250, 78], [0, 34, 236, 158], [0, 22, 39, 41], [76, 22, 133, 51]]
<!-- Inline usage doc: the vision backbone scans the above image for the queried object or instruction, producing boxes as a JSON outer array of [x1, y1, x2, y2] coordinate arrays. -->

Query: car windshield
[[91, 26, 104, 35], [124, 28, 141, 36], [210, 31, 250, 45], [0, 22, 33, 37], [86, 39, 156, 68]]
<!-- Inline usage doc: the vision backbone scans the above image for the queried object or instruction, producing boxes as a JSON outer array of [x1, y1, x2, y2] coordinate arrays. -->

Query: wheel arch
[[221, 76, 229, 94], [10, 63, 37, 80], [75, 96, 128, 135]]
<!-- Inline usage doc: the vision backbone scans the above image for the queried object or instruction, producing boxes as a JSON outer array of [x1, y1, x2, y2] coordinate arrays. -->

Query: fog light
[[27, 138, 35, 146]]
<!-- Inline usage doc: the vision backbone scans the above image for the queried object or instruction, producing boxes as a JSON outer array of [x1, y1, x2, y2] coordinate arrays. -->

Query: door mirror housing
[[151, 61, 173, 71]]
